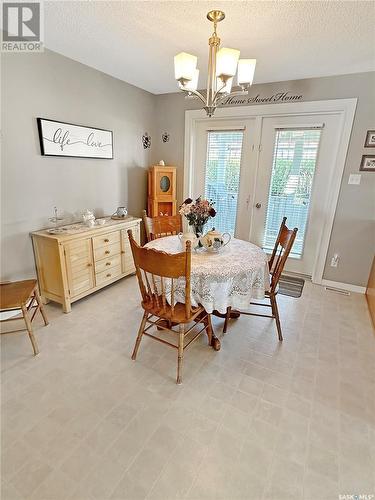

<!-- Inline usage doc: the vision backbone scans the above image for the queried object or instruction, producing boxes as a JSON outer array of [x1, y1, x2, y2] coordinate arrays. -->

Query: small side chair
[[142, 210, 182, 242], [223, 217, 298, 341], [128, 229, 215, 384], [0, 279, 49, 355]]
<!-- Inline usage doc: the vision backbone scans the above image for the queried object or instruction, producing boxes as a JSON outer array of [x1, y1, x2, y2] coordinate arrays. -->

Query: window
[[204, 130, 244, 235], [263, 127, 322, 256]]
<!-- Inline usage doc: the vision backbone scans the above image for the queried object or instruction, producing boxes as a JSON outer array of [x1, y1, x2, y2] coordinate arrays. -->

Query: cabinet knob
[[105, 250, 110, 254], [104, 238, 109, 243], [106, 262, 111, 266], [106, 273, 111, 278], [87, 263, 92, 267]]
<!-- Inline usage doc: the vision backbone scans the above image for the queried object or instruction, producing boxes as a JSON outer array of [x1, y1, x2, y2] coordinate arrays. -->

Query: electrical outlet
[[330, 254, 340, 267], [348, 174, 361, 185]]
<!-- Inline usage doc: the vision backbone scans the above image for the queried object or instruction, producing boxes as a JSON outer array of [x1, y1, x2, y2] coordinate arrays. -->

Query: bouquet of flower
[[179, 196, 216, 236]]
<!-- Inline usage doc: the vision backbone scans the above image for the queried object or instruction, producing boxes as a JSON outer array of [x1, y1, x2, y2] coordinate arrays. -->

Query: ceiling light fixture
[[174, 10, 256, 117]]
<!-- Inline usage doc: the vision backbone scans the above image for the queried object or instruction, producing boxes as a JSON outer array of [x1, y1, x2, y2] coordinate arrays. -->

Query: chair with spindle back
[[142, 210, 182, 242], [128, 229, 214, 384], [223, 217, 298, 341]]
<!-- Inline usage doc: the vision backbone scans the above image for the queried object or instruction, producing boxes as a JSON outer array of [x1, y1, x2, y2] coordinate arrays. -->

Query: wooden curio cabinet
[[147, 165, 177, 217]]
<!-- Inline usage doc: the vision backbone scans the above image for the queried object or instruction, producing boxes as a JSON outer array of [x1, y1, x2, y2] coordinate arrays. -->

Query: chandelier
[[174, 10, 256, 117]]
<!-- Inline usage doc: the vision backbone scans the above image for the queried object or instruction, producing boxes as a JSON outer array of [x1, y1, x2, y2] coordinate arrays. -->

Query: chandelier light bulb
[[184, 69, 200, 92], [174, 52, 198, 83], [216, 48, 240, 79], [238, 59, 257, 87]]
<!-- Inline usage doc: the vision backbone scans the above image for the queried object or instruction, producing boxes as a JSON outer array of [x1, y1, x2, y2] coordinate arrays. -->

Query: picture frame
[[360, 155, 375, 172], [364, 130, 375, 148], [37, 118, 114, 159]]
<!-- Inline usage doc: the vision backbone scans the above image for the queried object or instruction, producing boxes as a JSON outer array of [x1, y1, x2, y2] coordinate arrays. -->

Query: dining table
[[145, 235, 270, 351]]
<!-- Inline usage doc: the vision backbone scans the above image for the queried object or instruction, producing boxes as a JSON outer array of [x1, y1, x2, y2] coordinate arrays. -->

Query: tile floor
[[1, 276, 374, 500]]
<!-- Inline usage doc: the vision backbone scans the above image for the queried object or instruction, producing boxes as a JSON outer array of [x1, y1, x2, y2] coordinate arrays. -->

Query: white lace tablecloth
[[145, 236, 270, 314]]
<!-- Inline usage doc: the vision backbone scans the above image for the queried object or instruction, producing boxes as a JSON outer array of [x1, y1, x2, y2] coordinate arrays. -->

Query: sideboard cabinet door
[[121, 224, 140, 275], [64, 238, 95, 298]]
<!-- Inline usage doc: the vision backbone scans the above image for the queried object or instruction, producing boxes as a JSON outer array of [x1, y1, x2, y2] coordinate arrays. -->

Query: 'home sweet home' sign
[[221, 91, 303, 106]]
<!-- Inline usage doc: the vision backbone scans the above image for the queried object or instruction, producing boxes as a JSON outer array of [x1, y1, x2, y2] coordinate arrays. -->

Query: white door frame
[[184, 98, 357, 285]]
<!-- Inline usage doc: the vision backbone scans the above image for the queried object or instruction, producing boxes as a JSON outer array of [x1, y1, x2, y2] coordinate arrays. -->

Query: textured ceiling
[[45, 1, 375, 94]]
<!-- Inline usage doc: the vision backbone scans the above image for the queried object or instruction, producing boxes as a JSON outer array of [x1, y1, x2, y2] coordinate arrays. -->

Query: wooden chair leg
[[270, 294, 283, 341], [21, 304, 39, 356], [203, 314, 213, 346], [223, 306, 231, 334], [131, 311, 148, 360], [176, 324, 185, 385], [34, 288, 49, 326]]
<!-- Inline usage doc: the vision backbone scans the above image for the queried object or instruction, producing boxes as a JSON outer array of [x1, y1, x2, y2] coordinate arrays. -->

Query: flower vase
[[190, 223, 204, 238]]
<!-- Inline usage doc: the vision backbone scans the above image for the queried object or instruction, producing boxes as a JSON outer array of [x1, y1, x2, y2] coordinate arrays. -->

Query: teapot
[[113, 207, 128, 218], [178, 231, 198, 250], [199, 228, 231, 252]]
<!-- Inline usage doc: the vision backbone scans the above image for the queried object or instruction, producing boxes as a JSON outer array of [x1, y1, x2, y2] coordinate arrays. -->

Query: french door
[[193, 119, 257, 239], [193, 111, 343, 277]]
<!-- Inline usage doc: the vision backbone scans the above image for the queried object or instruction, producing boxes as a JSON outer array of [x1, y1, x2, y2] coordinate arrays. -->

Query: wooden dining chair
[[142, 210, 182, 242], [223, 217, 298, 341], [128, 229, 214, 384], [0, 279, 49, 355]]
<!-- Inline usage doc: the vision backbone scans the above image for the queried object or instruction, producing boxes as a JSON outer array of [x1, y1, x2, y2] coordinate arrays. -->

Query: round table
[[145, 235, 270, 315]]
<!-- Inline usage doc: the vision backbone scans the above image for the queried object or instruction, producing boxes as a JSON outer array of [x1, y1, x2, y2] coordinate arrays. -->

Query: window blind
[[204, 130, 244, 235], [263, 128, 322, 257]]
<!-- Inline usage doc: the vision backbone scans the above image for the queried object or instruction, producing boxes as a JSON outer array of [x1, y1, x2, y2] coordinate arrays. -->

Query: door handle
[[255, 203, 262, 209]]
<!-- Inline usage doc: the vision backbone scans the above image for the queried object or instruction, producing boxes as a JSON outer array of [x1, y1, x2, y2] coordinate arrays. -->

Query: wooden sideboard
[[31, 217, 141, 312]]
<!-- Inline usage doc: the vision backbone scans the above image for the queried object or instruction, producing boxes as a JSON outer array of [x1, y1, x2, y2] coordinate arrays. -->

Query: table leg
[[210, 334, 221, 351], [212, 309, 241, 319]]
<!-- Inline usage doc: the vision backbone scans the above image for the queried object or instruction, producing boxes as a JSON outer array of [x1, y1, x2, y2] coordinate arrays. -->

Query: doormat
[[279, 275, 305, 298]]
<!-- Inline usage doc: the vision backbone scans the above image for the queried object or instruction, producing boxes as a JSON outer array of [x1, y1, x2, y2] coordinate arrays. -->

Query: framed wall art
[[360, 155, 375, 172], [37, 118, 114, 159], [364, 130, 375, 148]]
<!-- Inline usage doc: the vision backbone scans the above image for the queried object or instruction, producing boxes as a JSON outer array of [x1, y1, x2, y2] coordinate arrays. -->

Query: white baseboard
[[321, 279, 366, 294]]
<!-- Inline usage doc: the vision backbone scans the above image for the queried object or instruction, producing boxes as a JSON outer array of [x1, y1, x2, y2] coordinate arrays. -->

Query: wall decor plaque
[[142, 132, 151, 149], [364, 130, 375, 148], [37, 118, 114, 159], [360, 155, 375, 172]]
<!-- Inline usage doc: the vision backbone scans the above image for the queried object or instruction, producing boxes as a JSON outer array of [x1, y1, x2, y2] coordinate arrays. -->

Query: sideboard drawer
[[95, 254, 121, 274], [95, 265, 122, 286], [93, 242, 121, 261], [92, 231, 120, 250]]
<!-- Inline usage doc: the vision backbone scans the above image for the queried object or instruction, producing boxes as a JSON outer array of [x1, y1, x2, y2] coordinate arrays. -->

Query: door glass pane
[[263, 128, 322, 256], [204, 130, 244, 235]]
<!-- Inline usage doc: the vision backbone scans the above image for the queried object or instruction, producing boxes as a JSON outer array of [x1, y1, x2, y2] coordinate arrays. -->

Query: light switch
[[348, 174, 361, 185]]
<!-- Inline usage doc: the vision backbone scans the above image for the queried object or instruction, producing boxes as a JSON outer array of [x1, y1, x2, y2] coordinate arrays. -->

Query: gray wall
[[1, 49, 155, 280], [1, 49, 374, 288], [152, 72, 375, 287]]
